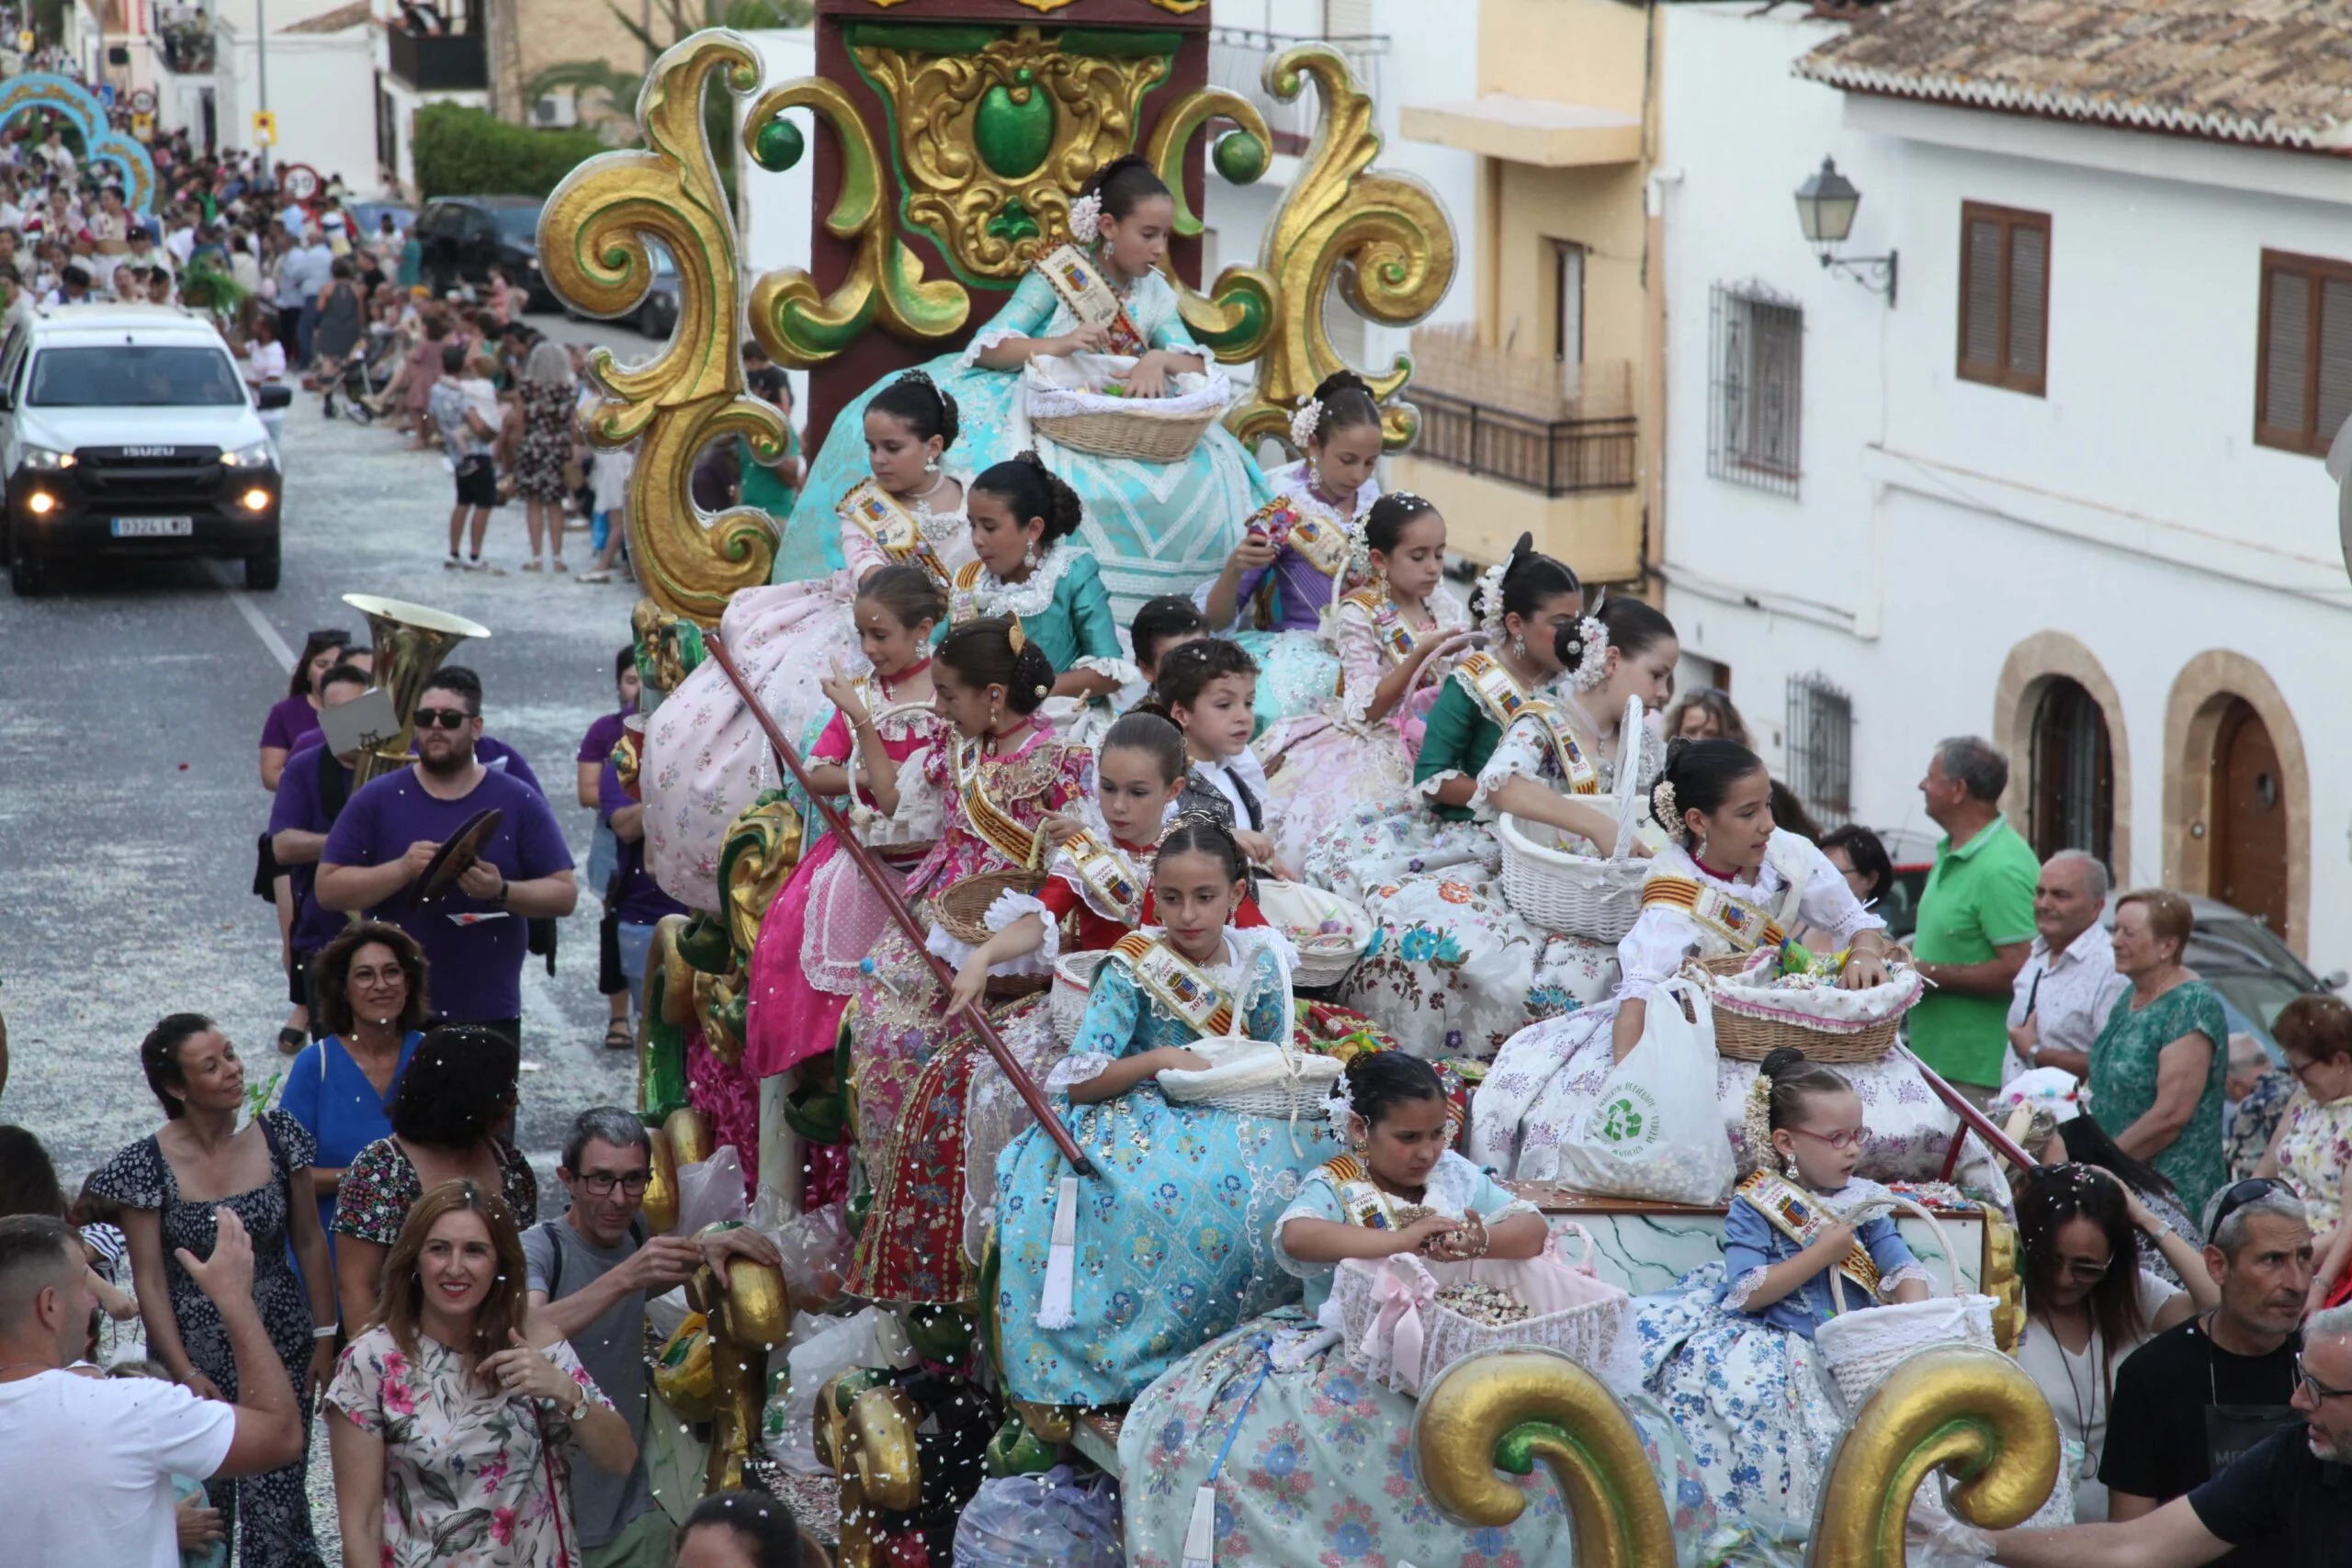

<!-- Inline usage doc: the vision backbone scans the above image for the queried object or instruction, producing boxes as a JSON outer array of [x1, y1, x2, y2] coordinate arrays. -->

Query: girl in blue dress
[[992, 815, 1341, 1408], [1634, 1044, 1933, 1535], [785, 154, 1267, 626]]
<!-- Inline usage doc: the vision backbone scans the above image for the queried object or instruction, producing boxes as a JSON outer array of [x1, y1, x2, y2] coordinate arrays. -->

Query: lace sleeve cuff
[[1878, 1262, 1932, 1298], [985, 888, 1058, 962], [958, 321, 1024, 369], [1045, 1053, 1114, 1093], [1416, 767, 1469, 806], [1721, 1264, 1773, 1312], [1071, 653, 1143, 689]]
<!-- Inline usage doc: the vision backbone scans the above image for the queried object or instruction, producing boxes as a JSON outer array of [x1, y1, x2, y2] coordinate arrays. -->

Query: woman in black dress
[[92, 1013, 339, 1568]]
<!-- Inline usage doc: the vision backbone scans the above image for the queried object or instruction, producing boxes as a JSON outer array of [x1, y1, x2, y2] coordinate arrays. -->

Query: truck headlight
[[18, 445, 74, 471], [220, 441, 276, 469]]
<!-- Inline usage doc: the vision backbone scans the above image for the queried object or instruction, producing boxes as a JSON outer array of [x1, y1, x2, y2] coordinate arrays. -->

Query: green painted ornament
[[902, 1302, 974, 1362], [975, 68, 1055, 179], [752, 115, 803, 174], [674, 912, 732, 975], [985, 197, 1041, 246], [1213, 128, 1269, 185], [985, 1416, 1060, 1477]]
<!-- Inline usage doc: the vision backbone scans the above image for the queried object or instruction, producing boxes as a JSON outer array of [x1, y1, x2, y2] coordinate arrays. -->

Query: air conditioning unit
[[531, 93, 576, 129]]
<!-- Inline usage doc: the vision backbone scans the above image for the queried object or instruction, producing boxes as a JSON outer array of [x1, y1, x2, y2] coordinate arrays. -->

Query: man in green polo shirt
[[1908, 736, 2041, 1101]]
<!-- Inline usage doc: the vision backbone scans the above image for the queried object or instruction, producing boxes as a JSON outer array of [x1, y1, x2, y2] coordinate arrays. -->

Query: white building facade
[[1653, 0, 2352, 970]]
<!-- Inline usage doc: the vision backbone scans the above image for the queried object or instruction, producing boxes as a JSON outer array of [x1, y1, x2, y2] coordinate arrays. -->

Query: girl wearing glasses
[[1630, 1044, 1932, 1526]]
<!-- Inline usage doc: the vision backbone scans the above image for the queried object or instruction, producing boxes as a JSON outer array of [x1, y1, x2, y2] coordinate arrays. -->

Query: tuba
[[343, 593, 492, 788]]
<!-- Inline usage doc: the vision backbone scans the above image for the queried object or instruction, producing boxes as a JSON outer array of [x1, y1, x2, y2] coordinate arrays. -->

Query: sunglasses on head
[[413, 706, 470, 730], [2209, 1177, 2284, 1233]]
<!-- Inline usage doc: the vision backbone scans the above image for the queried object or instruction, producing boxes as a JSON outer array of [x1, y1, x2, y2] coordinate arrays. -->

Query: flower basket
[[1811, 1193, 1998, 1410], [1692, 952, 1921, 1064], [1153, 1032, 1341, 1120], [1256, 878, 1374, 989], [1022, 352, 1232, 464], [1497, 695, 1653, 942], [933, 868, 1050, 947]]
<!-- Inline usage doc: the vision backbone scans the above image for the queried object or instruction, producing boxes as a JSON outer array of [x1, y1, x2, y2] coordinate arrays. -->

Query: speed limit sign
[[281, 164, 321, 202], [130, 86, 155, 114]]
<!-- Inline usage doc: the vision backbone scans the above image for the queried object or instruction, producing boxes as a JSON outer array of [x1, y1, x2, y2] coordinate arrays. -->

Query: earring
[[1782, 1151, 1801, 1179], [1696, 836, 1710, 864], [1023, 541, 1040, 570], [924, 456, 939, 473], [1510, 633, 1526, 659]]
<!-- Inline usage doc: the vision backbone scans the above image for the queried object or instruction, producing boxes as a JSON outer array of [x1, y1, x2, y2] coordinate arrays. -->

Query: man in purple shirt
[[601, 757, 687, 1025], [317, 676, 577, 1042], [414, 665, 544, 797], [579, 648, 640, 1052], [269, 661, 372, 1035]]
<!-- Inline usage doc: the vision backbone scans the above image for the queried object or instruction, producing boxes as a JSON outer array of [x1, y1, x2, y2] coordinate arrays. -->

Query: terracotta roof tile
[[1796, 0, 2352, 152]]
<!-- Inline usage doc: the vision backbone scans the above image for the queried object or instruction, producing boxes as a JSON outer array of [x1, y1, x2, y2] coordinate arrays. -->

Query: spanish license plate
[[111, 516, 193, 537]]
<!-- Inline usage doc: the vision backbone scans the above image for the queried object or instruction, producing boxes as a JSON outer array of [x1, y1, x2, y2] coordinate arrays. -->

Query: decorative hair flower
[[1289, 396, 1324, 452], [1566, 614, 1611, 691], [1650, 778, 1679, 832], [1341, 523, 1374, 593], [1473, 558, 1510, 636], [1068, 190, 1103, 245], [1742, 1074, 1775, 1169]]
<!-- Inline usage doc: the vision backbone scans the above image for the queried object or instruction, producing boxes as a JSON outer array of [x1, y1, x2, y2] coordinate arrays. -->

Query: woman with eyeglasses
[[2256, 994, 2352, 1312], [2012, 1163, 2215, 1521], [2012, 1103, 2206, 1288], [330, 1025, 537, 1334], [278, 923, 428, 1256]]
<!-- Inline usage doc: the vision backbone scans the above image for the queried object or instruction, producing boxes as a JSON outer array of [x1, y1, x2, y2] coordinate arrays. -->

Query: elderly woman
[[330, 1025, 537, 1334], [279, 922, 428, 1246], [2256, 994, 2352, 1309], [2086, 888, 2230, 1219], [513, 337, 579, 572], [88, 1015, 339, 1568], [327, 1179, 635, 1568]]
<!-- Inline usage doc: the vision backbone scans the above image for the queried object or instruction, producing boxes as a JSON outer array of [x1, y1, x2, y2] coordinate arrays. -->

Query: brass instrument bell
[[341, 593, 492, 788]]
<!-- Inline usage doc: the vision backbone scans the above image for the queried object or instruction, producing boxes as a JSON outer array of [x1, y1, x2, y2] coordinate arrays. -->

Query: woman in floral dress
[[513, 340, 579, 571], [326, 1179, 635, 1567], [2259, 995, 2352, 1304]]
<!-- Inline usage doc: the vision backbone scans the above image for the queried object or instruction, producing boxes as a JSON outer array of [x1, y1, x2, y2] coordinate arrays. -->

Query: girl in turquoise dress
[[950, 451, 1137, 740], [992, 816, 1342, 1408], [783, 154, 1267, 626]]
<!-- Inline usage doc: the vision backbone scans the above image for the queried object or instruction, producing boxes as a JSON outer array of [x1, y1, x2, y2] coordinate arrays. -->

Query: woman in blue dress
[[277, 922, 425, 1253], [784, 153, 1267, 626], [992, 815, 1340, 1408]]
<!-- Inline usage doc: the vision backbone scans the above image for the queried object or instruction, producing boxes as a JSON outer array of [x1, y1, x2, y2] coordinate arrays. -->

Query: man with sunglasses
[[1990, 1301, 2352, 1568], [316, 676, 577, 1043], [524, 1109, 780, 1568]]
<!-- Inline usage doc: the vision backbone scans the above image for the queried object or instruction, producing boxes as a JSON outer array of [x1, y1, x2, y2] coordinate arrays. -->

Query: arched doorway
[[2211, 699, 2290, 936], [2029, 677, 2113, 866]]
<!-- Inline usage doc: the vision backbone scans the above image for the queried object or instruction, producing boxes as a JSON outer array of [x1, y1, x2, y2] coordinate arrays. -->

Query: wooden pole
[[1901, 1045, 2038, 1178], [702, 631, 1095, 1177]]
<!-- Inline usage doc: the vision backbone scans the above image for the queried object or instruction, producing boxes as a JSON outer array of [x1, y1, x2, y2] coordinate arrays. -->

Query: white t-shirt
[[2012, 1268, 2179, 1522], [0, 1368, 237, 1568]]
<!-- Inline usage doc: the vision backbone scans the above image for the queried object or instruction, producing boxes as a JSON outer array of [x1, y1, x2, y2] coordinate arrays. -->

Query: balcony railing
[[387, 28, 487, 93], [1410, 389, 1638, 497], [1208, 27, 1388, 156]]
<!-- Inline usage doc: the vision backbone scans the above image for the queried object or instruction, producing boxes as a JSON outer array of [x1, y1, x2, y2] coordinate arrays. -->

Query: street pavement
[[0, 317, 660, 1200]]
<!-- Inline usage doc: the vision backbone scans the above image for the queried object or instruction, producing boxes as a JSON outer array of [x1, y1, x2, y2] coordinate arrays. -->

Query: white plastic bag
[[765, 1306, 908, 1474], [672, 1145, 747, 1235], [1555, 976, 1736, 1203], [953, 1466, 1125, 1568]]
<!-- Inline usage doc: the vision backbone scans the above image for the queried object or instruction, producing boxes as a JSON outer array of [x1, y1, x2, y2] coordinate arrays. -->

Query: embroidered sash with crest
[[1340, 587, 1424, 667], [1641, 875, 1787, 952], [1035, 243, 1148, 357], [1054, 829, 1146, 924], [1316, 1156, 1404, 1229], [838, 478, 949, 586], [1245, 495, 1352, 581], [1736, 1169, 1881, 1306], [952, 737, 1044, 869], [1452, 654, 1596, 795], [1109, 931, 1235, 1037]]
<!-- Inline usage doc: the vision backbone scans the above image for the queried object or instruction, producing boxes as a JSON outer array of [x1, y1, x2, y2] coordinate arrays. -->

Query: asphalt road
[[0, 331, 654, 1199]]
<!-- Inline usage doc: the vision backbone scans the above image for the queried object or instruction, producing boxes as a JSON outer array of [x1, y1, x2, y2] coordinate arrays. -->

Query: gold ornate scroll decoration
[[852, 27, 1171, 283], [1186, 44, 1456, 452], [742, 75, 971, 370], [1414, 1348, 1673, 1568], [1979, 1203, 2025, 1352], [540, 31, 784, 627], [1809, 1346, 2060, 1568]]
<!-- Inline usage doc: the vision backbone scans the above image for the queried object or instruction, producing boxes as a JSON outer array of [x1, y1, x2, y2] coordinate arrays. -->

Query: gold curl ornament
[[538, 31, 787, 626], [1413, 1348, 1673, 1568], [1807, 1345, 2060, 1568]]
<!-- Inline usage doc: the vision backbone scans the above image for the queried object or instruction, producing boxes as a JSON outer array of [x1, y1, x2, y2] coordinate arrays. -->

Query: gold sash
[[1109, 931, 1235, 1037], [838, 478, 949, 586], [1056, 828, 1146, 924], [1453, 654, 1595, 795], [947, 560, 1028, 647], [1245, 494, 1351, 581], [1639, 875, 1786, 952], [1035, 243, 1148, 358], [951, 737, 1044, 869], [1340, 587, 1425, 667], [1736, 1169, 1881, 1305]]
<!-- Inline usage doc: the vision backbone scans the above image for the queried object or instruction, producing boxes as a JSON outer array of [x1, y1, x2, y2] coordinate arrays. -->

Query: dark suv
[[413, 195, 552, 310]]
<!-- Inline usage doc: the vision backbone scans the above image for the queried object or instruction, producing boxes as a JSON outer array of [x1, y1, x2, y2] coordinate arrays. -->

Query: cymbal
[[414, 807, 504, 906]]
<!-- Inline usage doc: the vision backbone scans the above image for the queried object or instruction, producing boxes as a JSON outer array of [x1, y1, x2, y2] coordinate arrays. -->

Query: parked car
[[633, 243, 679, 339], [346, 199, 416, 246], [0, 304, 289, 595], [413, 195, 552, 310]]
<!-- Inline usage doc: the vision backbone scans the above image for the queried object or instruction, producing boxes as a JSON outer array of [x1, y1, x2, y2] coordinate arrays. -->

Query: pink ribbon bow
[[1361, 1255, 1440, 1394]]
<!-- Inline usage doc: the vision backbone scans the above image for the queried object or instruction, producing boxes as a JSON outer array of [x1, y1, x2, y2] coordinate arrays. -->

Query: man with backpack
[[524, 1109, 780, 1568]]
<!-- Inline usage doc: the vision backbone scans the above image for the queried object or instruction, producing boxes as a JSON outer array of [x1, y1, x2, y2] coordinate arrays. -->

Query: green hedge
[[412, 103, 607, 200]]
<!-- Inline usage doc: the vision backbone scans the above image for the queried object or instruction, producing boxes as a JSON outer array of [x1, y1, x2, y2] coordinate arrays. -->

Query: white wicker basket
[[1496, 695, 1652, 942], [1334, 1224, 1628, 1395], [1811, 1194, 1998, 1410], [1050, 950, 1110, 1046], [1022, 353, 1233, 464], [1256, 879, 1374, 989], [1154, 1033, 1340, 1119]]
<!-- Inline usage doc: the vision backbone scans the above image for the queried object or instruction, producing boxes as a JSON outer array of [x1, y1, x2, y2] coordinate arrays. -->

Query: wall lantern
[[1794, 156, 1896, 306]]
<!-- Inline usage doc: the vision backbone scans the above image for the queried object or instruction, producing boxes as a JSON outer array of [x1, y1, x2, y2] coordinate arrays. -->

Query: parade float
[[536, 4, 2058, 1561]]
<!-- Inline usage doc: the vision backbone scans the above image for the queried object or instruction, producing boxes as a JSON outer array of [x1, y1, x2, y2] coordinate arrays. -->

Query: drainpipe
[[1643, 165, 1681, 593]]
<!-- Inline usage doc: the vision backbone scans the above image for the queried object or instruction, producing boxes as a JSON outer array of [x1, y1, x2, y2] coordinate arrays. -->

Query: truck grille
[[73, 446, 226, 501]]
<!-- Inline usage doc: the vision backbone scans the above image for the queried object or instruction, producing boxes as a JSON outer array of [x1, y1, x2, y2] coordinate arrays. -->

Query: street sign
[[251, 108, 276, 147], [15, 31, 31, 53], [282, 164, 320, 202], [130, 111, 153, 142], [96, 82, 114, 109], [129, 85, 153, 114]]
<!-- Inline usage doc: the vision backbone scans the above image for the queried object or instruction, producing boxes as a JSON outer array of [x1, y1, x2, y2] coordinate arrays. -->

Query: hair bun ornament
[[1006, 615, 1027, 655], [1068, 189, 1103, 245], [1566, 613, 1611, 691], [1289, 396, 1324, 452], [1649, 777, 1679, 832], [1473, 558, 1510, 636]]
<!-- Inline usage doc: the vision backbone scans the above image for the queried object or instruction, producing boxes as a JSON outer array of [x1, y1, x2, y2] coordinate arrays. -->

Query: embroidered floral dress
[[332, 1137, 540, 1243], [1255, 581, 1469, 874], [639, 479, 970, 909], [948, 540, 1138, 741], [325, 1326, 615, 1568], [1118, 1150, 1722, 1568], [2086, 981, 2232, 1220], [844, 728, 1093, 1303], [782, 254, 1268, 626], [1193, 458, 1372, 733], [2269, 1088, 2352, 1245], [1631, 1174, 1929, 1531], [991, 928, 1342, 1406], [1468, 831, 2002, 1190]]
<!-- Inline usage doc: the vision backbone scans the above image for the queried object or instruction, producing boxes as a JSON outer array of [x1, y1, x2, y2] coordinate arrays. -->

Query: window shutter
[[2317, 277, 2352, 446], [2007, 223, 2047, 379], [1963, 219, 2003, 369], [2263, 268, 2311, 436]]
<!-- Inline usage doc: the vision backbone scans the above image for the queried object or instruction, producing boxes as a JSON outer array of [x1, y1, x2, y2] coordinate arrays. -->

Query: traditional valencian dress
[[783, 243, 1267, 626], [639, 476, 968, 908], [947, 539, 1138, 740], [1630, 1170, 1929, 1531], [1468, 830, 1996, 1189], [1337, 682, 1661, 1062], [1193, 458, 1373, 733], [991, 926, 1340, 1407], [844, 726, 1094, 1303], [1252, 575, 1470, 873], [1119, 1149, 1720, 1567]]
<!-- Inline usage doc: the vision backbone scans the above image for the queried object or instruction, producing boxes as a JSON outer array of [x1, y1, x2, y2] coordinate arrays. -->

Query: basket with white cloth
[[1811, 1192, 1998, 1410], [1022, 352, 1234, 463], [1154, 1031, 1341, 1120], [1255, 878, 1374, 989], [1692, 952, 1923, 1064], [1333, 1222, 1628, 1396], [1497, 695, 1652, 942]]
